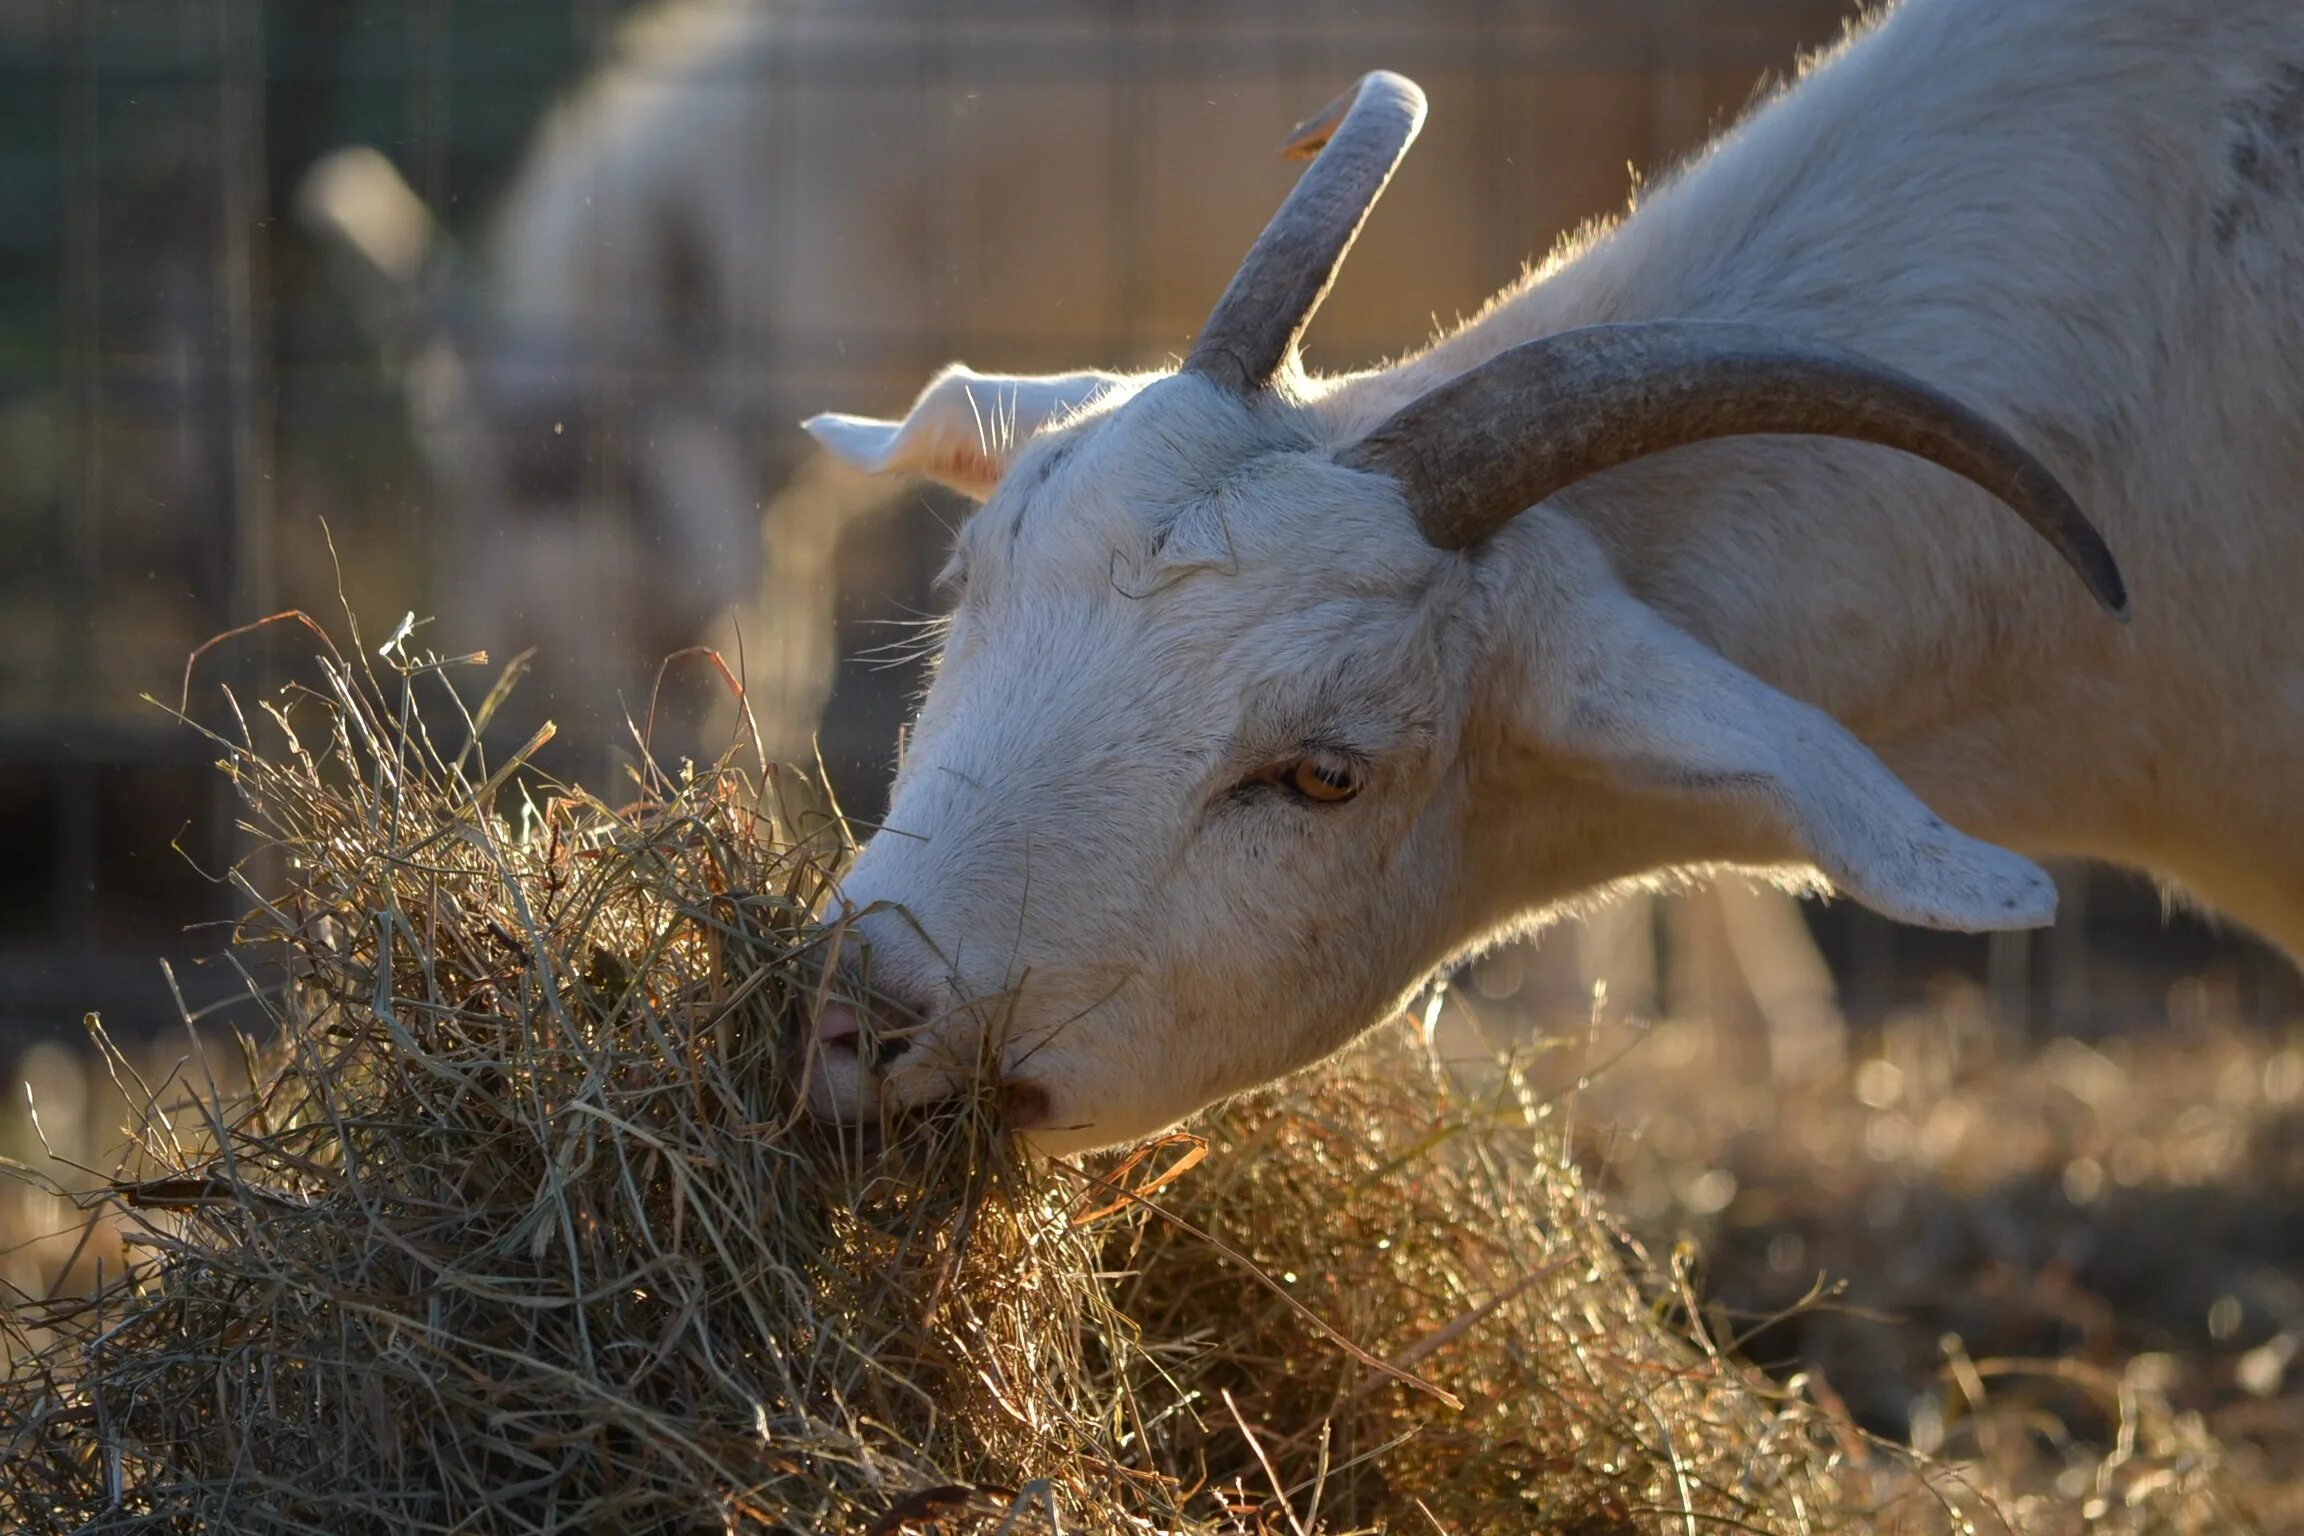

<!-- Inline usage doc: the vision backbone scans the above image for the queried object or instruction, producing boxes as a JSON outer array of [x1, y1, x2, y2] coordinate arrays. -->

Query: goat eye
[[1281, 753, 1361, 805]]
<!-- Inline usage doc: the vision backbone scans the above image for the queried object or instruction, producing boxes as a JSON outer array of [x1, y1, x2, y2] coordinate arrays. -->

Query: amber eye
[[1281, 753, 1361, 804]]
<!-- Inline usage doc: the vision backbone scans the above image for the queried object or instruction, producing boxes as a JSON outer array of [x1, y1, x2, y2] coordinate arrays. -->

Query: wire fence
[[0, 0, 2290, 1049]]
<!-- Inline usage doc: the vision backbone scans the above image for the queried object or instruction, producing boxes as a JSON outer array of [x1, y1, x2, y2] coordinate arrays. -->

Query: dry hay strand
[[0, 616, 2258, 1535]]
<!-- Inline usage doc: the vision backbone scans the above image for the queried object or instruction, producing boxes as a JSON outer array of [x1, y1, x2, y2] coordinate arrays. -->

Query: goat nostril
[[855, 978, 934, 1068], [811, 991, 927, 1072]]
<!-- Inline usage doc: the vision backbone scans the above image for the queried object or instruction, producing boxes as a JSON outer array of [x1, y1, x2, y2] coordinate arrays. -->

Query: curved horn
[[1184, 71, 1427, 396], [1344, 320, 2128, 617]]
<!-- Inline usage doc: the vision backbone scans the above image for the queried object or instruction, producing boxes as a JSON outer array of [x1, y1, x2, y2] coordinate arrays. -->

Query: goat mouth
[[813, 999, 863, 1054], [795, 1077, 1059, 1168], [804, 976, 935, 1070]]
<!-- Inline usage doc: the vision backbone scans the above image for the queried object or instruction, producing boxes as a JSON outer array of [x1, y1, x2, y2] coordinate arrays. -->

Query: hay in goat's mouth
[[0, 618, 2250, 1534]]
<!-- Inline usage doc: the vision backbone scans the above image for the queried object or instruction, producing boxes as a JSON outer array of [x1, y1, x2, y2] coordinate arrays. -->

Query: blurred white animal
[[804, 0, 2304, 1153], [299, 30, 844, 762], [298, 0, 1448, 763]]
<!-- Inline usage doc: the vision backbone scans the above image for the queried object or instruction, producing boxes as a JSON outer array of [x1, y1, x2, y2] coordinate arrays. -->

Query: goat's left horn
[[1183, 71, 1427, 397], [1343, 319, 2129, 617]]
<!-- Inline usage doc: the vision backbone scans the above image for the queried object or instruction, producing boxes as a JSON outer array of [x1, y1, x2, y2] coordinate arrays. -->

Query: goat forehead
[[968, 378, 1320, 564], [969, 508, 1411, 647], [975, 467, 1427, 630]]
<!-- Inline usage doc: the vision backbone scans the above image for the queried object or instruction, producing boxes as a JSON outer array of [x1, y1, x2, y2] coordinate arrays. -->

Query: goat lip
[[811, 998, 864, 1052]]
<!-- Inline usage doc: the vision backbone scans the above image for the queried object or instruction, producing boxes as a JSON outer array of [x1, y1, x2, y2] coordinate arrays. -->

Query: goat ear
[[804, 365, 1120, 500], [1538, 584, 2056, 931]]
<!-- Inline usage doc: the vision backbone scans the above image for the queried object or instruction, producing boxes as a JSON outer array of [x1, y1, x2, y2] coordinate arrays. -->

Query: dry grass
[[0, 617, 2267, 1533]]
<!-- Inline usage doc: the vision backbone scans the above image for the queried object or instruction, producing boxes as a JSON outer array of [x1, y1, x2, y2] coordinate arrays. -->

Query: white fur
[[806, 0, 2304, 1153]]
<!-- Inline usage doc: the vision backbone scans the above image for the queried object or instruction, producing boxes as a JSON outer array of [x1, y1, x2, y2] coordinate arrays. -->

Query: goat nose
[[812, 998, 865, 1056], [807, 981, 922, 1069]]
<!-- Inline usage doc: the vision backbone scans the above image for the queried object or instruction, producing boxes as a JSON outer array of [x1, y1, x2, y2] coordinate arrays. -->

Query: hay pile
[[0, 620, 2251, 1534]]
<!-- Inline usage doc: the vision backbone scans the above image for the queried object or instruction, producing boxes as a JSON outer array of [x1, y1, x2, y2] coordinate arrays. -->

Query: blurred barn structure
[[0, 0, 2294, 1056]]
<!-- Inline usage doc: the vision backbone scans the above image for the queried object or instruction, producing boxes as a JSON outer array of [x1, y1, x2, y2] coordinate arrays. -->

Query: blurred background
[[4, 0, 2302, 1496]]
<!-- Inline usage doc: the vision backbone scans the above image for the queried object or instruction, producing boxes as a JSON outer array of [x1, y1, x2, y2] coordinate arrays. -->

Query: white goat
[[802, 0, 2304, 1154], [301, 0, 1854, 1048]]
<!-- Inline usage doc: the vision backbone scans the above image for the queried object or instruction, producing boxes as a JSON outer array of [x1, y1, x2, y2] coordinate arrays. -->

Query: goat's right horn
[[1344, 320, 2129, 617], [1183, 71, 1427, 398]]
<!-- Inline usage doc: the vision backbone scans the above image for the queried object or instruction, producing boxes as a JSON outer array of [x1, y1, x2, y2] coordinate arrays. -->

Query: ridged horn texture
[[1183, 71, 1427, 396], [1344, 320, 2129, 617]]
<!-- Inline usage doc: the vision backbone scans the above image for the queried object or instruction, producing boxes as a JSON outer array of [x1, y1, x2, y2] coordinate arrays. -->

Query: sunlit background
[[4, 0, 2302, 1490]]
